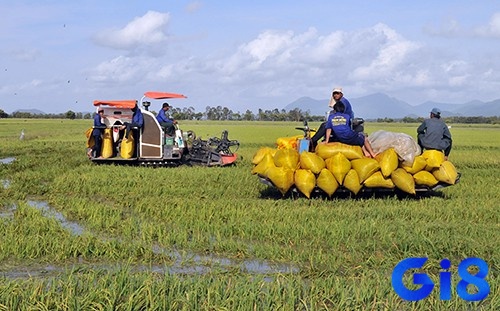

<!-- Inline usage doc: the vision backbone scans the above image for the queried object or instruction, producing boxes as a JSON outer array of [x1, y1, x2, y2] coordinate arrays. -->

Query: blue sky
[[1, 0, 500, 114]]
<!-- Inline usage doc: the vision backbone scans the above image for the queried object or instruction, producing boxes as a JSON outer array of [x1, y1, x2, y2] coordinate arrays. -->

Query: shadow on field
[[259, 186, 448, 201]]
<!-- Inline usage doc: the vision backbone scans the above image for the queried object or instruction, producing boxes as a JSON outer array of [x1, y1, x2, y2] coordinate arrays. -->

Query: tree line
[[0, 107, 498, 124], [0, 106, 326, 122]]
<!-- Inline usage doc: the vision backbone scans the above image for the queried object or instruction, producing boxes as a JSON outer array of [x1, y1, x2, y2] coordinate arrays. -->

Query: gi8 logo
[[391, 257, 490, 301]]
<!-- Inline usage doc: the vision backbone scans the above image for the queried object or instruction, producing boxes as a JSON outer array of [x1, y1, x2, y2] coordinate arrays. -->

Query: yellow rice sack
[[413, 170, 439, 187], [299, 151, 325, 174], [101, 128, 114, 159], [432, 161, 458, 185], [251, 153, 275, 176], [316, 168, 339, 197], [294, 169, 316, 198], [120, 132, 135, 159], [274, 149, 299, 170], [351, 158, 380, 183], [422, 150, 445, 169], [344, 169, 362, 195], [391, 168, 416, 195], [276, 135, 302, 150], [402, 155, 427, 174], [85, 128, 94, 148], [325, 152, 351, 185], [375, 148, 399, 178], [315, 142, 364, 160], [364, 171, 395, 189], [267, 166, 295, 195], [252, 147, 277, 165]]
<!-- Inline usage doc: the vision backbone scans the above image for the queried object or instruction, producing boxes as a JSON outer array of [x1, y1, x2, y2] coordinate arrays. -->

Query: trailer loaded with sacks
[[252, 126, 460, 198], [86, 91, 239, 167]]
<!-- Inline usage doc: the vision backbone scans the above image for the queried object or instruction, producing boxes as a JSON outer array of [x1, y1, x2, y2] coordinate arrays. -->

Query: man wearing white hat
[[417, 107, 453, 159], [311, 87, 360, 147], [329, 87, 354, 119]]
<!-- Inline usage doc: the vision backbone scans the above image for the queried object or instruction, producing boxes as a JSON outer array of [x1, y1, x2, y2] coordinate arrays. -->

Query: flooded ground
[[0, 157, 15, 164], [0, 200, 299, 279], [1, 179, 10, 189]]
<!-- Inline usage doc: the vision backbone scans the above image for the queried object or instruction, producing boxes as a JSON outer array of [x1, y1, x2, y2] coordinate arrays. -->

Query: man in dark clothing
[[88, 108, 105, 158], [121, 104, 144, 138], [417, 108, 452, 159], [156, 102, 176, 136], [311, 87, 361, 148], [324, 102, 377, 158], [120, 104, 144, 158]]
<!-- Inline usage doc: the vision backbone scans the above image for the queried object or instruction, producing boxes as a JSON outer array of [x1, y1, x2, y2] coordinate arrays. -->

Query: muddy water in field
[[1, 179, 10, 189], [0, 157, 16, 164], [27, 200, 85, 236], [0, 200, 299, 279], [0, 204, 16, 219]]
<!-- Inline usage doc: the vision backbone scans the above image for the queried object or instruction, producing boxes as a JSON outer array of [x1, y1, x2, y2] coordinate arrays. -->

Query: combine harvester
[[253, 121, 460, 198], [87, 91, 239, 167]]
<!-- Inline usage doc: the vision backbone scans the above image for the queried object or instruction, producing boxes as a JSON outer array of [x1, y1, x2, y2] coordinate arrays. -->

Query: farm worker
[[120, 103, 144, 138], [119, 103, 144, 157], [156, 102, 177, 136], [417, 107, 453, 160], [323, 101, 377, 158], [88, 108, 106, 158], [311, 87, 362, 148]]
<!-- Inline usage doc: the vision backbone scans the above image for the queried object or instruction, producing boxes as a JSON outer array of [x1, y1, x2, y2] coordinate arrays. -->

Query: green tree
[[0, 109, 8, 118], [65, 110, 76, 120]]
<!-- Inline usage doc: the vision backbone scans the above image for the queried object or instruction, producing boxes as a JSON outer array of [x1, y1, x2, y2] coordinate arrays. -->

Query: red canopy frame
[[143, 91, 187, 100], [93, 100, 137, 108]]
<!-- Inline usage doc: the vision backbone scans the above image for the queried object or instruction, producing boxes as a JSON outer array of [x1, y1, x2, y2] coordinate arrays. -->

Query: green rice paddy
[[0, 119, 498, 310]]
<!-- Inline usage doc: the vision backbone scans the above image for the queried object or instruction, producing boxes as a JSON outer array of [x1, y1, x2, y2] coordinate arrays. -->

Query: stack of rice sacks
[[251, 136, 458, 198]]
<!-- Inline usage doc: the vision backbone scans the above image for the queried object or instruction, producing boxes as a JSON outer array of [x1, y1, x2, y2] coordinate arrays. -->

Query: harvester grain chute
[[86, 91, 239, 167]]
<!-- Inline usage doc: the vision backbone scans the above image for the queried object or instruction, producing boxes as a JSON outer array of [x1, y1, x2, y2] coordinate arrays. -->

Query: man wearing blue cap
[[417, 108, 453, 159]]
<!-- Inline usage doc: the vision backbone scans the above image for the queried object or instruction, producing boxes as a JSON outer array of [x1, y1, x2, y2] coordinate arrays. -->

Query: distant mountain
[[283, 93, 500, 119], [13, 109, 46, 115], [348, 93, 414, 119]]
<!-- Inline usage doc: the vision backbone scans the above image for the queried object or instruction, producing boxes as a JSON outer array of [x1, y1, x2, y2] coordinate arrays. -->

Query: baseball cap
[[431, 108, 441, 115]]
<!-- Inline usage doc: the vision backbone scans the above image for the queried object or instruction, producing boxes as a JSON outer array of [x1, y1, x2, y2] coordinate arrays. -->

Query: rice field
[[0, 118, 498, 310]]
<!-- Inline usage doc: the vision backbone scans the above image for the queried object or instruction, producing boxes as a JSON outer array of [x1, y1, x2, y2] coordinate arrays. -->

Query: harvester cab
[[87, 91, 239, 167]]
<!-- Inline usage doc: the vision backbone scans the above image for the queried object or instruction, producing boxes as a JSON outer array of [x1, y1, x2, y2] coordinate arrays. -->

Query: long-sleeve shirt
[[156, 109, 173, 124], [132, 109, 144, 127], [417, 118, 452, 151], [92, 113, 105, 136]]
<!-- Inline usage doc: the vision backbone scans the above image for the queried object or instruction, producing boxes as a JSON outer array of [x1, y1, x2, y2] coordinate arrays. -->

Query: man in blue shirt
[[311, 87, 362, 148], [324, 101, 377, 158], [156, 102, 176, 136], [88, 108, 106, 158], [121, 103, 143, 137]]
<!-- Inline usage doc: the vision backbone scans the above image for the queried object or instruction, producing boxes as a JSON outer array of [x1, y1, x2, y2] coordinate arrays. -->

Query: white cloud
[[475, 12, 500, 37], [93, 11, 170, 51], [350, 23, 420, 81], [89, 56, 153, 84]]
